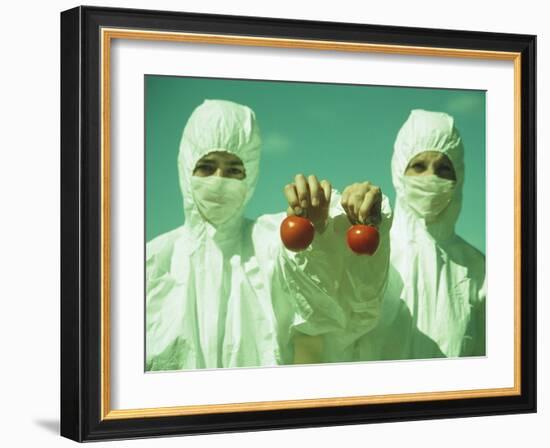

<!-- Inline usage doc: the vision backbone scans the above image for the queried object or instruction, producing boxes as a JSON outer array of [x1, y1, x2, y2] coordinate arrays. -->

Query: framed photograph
[[60, 5, 536, 442]]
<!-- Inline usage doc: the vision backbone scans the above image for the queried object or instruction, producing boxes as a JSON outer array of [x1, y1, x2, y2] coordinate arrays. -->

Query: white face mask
[[190, 176, 248, 226], [401, 175, 456, 222]]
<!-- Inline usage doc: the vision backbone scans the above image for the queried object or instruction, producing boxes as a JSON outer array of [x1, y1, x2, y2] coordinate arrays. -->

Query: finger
[[320, 180, 332, 205], [340, 187, 351, 222], [354, 181, 372, 223], [308, 175, 321, 207], [369, 189, 383, 226], [347, 183, 364, 223], [358, 187, 382, 225], [342, 186, 359, 224], [358, 193, 374, 224], [284, 183, 302, 215], [286, 205, 296, 216], [347, 192, 363, 224], [295, 174, 309, 209]]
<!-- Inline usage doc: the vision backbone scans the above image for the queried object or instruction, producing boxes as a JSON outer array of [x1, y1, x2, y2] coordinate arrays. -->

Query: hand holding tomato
[[340, 181, 382, 226], [284, 174, 332, 233]]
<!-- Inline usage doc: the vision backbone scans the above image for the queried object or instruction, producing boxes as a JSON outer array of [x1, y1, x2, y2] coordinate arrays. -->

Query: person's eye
[[411, 162, 425, 172], [195, 165, 215, 174], [226, 167, 245, 177]]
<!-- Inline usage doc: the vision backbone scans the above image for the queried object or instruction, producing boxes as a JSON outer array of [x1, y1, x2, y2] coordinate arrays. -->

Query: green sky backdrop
[[145, 75, 486, 252]]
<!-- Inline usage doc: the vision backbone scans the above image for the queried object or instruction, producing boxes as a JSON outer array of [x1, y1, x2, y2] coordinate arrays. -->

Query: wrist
[[312, 217, 329, 234]]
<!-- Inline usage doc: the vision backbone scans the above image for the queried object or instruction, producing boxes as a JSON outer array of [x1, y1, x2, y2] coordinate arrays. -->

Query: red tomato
[[346, 225, 380, 255], [280, 216, 315, 252]]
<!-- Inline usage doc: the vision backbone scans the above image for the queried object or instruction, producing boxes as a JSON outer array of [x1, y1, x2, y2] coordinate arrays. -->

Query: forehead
[[198, 151, 244, 165], [409, 151, 452, 165]]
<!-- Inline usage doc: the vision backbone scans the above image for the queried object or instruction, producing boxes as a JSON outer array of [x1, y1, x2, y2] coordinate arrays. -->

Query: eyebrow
[[199, 158, 244, 166], [434, 157, 453, 166]]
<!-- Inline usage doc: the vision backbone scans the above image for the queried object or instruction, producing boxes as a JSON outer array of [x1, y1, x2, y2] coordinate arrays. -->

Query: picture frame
[[60, 5, 536, 442]]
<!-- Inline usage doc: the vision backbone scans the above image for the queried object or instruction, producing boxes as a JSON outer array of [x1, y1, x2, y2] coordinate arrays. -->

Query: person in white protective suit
[[145, 99, 392, 371], [360, 109, 486, 360]]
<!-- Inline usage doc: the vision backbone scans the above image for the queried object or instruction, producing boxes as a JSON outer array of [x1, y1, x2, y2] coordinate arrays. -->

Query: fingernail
[[312, 198, 319, 207], [294, 206, 302, 215], [301, 200, 307, 208]]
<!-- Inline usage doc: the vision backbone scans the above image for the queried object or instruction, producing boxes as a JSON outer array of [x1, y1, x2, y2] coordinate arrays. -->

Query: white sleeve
[[273, 190, 392, 347], [325, 193, 392, 348]]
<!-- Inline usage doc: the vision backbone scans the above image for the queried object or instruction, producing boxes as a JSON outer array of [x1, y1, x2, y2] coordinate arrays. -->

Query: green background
[[145, 75, 486, 253]]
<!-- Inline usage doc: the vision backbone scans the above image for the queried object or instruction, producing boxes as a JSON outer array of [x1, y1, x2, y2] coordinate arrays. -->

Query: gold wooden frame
[[99, 27, 522, 421]]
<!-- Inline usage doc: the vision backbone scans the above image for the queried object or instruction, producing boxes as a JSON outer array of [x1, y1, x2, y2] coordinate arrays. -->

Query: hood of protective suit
[[177, 99, 261, 235], [392, 109, 464, 240]]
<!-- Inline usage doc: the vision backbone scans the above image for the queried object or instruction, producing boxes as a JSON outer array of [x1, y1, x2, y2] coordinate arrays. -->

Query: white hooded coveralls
[[145, 99, 391, 370], [367, 110, 486, 360]]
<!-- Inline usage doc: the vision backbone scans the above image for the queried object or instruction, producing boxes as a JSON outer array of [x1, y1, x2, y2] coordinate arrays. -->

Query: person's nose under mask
[[190, 175, 248, 226], [401, 174, 456, 222]]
